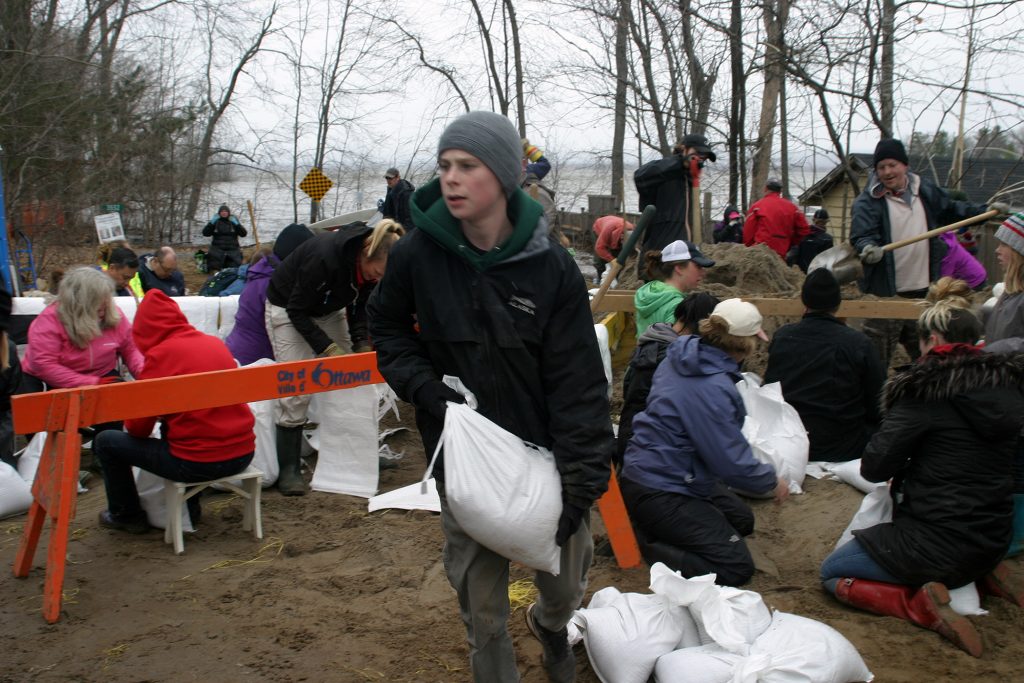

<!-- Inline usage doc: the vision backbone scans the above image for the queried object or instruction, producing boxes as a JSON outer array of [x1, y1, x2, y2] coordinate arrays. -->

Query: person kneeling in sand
[[620, 298, 789, 587], [819, 285, 1024, 657], [92, 291, 255, 533]]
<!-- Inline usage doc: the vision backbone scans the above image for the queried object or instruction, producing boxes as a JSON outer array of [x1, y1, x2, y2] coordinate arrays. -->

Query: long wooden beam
[[592, 290, 924, 319]]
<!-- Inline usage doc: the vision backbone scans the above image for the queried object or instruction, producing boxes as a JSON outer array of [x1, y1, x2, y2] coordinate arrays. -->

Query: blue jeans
[[820, 538, 905, 593], [94, 430, 253, 518]]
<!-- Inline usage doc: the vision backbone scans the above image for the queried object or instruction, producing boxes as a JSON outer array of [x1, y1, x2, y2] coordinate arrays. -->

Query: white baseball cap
[[711, 298, 768, 341], [661, 240, 716, 267]]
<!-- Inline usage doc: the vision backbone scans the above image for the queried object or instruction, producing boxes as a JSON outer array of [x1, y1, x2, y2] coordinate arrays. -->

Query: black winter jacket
[[367, 182, 614, 510], [855, 349, 1024, 587], [634, 154, 694, 250], [266, 225, 372, 354], [850, 173, 985, 296], [382, 178, 416, 231], [764, 313, 884, 462], [616, 322, 677, 465], [203, 216, 247, 253]]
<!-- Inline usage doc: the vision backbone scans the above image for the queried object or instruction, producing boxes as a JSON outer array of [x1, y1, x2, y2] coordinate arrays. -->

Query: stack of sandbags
[[570, 563, 873, 683]]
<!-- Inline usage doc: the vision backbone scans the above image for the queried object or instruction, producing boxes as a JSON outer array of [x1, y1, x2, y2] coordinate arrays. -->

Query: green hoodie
[[409, 178, 544, 271], [634, 280, 685, 335]]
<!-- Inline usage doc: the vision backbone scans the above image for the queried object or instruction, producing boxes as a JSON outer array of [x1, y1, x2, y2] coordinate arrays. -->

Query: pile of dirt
[[701, 242, 803, 298]]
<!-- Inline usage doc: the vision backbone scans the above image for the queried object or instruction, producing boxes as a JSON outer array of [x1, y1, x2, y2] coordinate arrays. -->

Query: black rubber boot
[[275, 425, 307, 496]]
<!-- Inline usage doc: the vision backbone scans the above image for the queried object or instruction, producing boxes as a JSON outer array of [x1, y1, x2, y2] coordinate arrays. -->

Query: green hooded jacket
[[409, 178, 543, 270], [634, 280, 684, 335]]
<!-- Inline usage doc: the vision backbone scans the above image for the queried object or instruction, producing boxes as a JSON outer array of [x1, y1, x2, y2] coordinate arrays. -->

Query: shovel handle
[[883, 209, 998, 252]]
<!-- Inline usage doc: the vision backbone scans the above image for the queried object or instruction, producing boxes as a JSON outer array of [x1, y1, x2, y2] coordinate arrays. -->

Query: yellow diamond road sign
[[299, 168, 333, 202]]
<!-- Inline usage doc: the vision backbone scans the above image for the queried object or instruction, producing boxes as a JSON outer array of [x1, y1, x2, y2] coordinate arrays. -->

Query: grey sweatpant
[[438, 486, 593, 683]]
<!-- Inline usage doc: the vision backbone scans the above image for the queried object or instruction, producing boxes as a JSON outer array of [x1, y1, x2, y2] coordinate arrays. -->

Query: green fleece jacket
[[634, 280, 685, 335], [409, 178, 543, 270]]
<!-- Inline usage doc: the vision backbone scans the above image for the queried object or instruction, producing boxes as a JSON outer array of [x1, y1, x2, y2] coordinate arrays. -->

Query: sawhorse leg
[[596, 469, 643, 570]]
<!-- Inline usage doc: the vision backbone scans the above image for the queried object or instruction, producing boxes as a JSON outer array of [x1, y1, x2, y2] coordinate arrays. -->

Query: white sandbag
[[654, 644, 740, 683], [17, 432, 46, 483], [948, 583, 987, 616], [425, 401, 562, 575], [0, 460, 33, 519], [835, 484, 891, 549], [173, 296, 220, 335], [735, 375, 808, 493], [823, 459, 876, 494], [113, 296, 138, 322], [309, 384, 379, 498], [576, 590, 689, 683], [649, 564, 771, 655], [367, 479, 441, 513], [217, 295, 240, 339], [595, 324, 613, 400], [134, 467, 193, 532], [12, 297, 48, 316], [737, 611, 873, 683]]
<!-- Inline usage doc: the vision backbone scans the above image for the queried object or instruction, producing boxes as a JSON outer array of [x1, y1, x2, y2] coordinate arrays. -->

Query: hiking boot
[[525, 603, 575, 683], [275, 425, 307, 496], [98, 510, 150, 535], [979, 561, 1024, 608]]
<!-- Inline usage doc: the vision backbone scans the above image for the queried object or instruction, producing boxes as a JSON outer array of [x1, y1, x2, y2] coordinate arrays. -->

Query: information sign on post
[[94, 212, 126, 243]]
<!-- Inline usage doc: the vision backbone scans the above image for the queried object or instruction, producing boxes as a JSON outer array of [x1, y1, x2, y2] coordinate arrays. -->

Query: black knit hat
[[873, 139, 909, 168], [765, 178, 782, 192], [814, 208, 829, 221], [274, 223, 314, 261], [802, 268, 841, 311]]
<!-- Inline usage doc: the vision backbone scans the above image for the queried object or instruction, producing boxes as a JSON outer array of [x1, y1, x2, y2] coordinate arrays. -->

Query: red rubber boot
[[978, 561, 1024, 608], [834, 578, 983, 657]]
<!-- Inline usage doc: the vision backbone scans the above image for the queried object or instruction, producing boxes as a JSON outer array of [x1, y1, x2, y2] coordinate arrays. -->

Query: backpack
[[198, 267, 240, 296]]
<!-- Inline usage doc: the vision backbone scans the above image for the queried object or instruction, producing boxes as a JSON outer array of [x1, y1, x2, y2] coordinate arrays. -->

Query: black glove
[[413, 381, 466, 421], [555, 503, 587, 547], [784, 247, 797, 266]]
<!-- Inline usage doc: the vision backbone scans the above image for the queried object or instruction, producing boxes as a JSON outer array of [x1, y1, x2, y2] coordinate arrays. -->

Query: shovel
[[590, 204, 657, 313], [809, 209, 999, 285]]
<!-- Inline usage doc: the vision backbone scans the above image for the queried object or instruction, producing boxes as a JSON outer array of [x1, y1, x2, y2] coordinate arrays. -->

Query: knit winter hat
[[273, 223, 314, 261], [996, 212, 1024, 257], [873, 139, 909, 168], [801, 268, 842, 311], [438, 111, 522, 197]]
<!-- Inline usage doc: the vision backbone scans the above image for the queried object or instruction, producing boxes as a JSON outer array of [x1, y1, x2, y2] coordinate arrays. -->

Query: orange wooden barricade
[[12, 352, 644, 623]]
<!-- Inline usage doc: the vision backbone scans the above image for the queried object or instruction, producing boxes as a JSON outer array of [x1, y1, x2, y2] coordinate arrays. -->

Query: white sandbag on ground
[[735, 374, 809, 493], [173, 296, 220, 335], [575, 590, 690, 683], [134, 467, 193, 532], [367, 479, 441, 513], [425, 401, 562, 575], [17, 432, 46, 484], [309, 384, 379, 498], [654, 644, 740, 683], [822, 459, 876, 494], [595, 324, 613, 400], [738, 611, 873, 683], [835, 484, 891, 549], [0, 461, 33, 519]]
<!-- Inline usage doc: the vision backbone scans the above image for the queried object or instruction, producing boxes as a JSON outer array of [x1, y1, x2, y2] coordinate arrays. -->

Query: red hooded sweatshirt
[[126, 290, 255, 462]]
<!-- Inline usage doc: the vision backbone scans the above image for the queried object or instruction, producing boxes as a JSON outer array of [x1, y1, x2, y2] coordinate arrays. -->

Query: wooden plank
[[592, 290, 924, 319], [13, 353, 383, 435]]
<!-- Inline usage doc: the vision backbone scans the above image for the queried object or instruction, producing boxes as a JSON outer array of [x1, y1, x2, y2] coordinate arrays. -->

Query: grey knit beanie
[[996, 212, 1024, 257], [438, 111, 522, 198]]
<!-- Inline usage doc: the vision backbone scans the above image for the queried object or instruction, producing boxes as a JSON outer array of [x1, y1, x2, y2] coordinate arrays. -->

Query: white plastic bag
[[738, 611, 873, 683], [17, 432, 46, 484], [823, 459, 876, 494], [835, 484, 892, 549], [735, 374, 809, 493], [575, 590, 689, 683], [134, 467, 193, 532], [367, 479, 441, 513], [425, 401, 562, 574], [0, 460, 33, 519], [309, 384, 379, 498], [594, 324, 613, 400]]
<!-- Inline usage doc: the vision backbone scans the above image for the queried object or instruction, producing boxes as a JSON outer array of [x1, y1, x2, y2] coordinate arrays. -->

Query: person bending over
[[819, 294, 1024, 657], [620, 298, 789, 586]]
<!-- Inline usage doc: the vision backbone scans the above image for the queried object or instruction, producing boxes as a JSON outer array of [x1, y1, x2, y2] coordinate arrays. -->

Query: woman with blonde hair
[[22, 267, 144, 391], [265, 218, 405, 495], [620, 298, 788, 587], [820, 291, 1024, 657]]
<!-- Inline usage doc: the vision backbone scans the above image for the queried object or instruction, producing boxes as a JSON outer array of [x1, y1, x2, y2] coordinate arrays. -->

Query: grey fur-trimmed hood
[[882, 349, 1024, 413]]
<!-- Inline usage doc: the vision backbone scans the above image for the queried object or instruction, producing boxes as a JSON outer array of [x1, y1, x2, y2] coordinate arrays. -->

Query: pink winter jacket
[[22, 304, 145, 388]]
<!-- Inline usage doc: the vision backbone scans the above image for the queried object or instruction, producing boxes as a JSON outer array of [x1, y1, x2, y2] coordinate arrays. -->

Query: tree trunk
[[879, 0, 895, 137], [503, 0, 526, 136], [612, 0, 628, 208], [750, 0, 787, 201], [728, 0, 744, 207]]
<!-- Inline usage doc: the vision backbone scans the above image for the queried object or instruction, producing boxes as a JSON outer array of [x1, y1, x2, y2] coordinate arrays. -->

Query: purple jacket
[[225, 255, 278, 364], [940, 232, 986, 288]]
